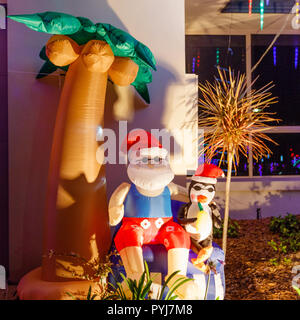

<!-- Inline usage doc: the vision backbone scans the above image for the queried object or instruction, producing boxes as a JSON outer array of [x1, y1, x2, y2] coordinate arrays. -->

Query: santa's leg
[[159, 220, 201, 299], [119, 246, 144, 282], [166, 248, 201, 300], [168, 247, 189, 275], [114, 222, 145, 296]]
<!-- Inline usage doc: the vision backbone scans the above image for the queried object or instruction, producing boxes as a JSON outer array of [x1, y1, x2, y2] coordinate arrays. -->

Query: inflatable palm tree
[[9, 12, 156, 283]]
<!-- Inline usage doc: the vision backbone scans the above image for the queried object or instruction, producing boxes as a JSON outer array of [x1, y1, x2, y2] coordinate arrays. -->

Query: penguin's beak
[[197, 195, 207, 203]]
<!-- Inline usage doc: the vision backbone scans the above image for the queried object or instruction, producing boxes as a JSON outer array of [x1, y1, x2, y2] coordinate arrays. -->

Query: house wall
[[214, 178, 300, 220], [7, 0, 198, 281]]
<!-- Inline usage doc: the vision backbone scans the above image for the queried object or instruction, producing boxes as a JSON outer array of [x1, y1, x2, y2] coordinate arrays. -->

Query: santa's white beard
[[127, 163, 175, 191]]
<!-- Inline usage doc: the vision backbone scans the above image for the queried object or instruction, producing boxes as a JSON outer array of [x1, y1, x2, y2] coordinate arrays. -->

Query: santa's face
[[127, 155, 174, 191], [189, 181, 215, 205]]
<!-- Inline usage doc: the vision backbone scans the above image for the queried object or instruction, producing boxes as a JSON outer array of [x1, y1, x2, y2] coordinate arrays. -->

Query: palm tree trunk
[[222, 146, 234, 257], [42, 55, 111, 281]]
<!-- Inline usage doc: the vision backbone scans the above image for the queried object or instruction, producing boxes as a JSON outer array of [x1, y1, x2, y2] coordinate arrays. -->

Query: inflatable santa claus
[[108, 129, 200, 299]]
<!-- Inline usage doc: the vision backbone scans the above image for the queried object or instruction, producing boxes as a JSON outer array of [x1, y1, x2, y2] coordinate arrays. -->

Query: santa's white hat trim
[[139, 147, 168, 158], [128, 147, 168, 162], [191, 176, 217, 185], [191, 163, 225, 185]]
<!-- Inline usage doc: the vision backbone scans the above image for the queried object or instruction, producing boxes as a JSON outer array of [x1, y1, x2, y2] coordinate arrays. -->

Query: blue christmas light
[[192, 57, 196, 73], [273, 46, 277, 66], [258, 164, 263, 176], [295, 47, 298, 69]]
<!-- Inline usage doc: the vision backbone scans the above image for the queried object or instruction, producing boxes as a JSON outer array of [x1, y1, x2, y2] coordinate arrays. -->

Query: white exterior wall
[[215, 178, 300, 220], [8, 0, 198, 280]]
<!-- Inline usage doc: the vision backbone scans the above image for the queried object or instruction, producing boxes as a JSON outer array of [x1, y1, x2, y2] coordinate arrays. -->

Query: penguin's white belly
[[185, 204, 212, 241]]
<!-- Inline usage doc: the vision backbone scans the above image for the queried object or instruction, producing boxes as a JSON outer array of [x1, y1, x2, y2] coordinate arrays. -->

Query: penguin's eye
[[193, 185, 201, 191]]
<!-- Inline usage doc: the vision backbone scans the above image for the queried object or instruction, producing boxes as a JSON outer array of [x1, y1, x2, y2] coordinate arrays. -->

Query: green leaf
[[39, 46, 47, 61], [140, 280, 152, 300], [136, 272, 145, 299], [76, 16, 96, 33], [69, 29, 95, 45], [65, 291, 77, 300], [95, 22, 156, 71], [91, 293, 98, 300], [158, 270, 180, 300], [132, 83, 150, 104], [36, 61, 57, 79], [115, 281, 127, 300], [135, 42, 156, 71], [165, 277, 192, 300], [144, 261, 151, 282], [86, 285, 92, 300], [293, 285, 300, 296], [8, 12, 81, 35], [120, 273, 135, 299]]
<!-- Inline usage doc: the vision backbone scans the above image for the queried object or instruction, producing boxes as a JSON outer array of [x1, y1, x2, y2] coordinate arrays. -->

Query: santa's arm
[[108, 182, 131, 226], [168, 182, 189, 203]]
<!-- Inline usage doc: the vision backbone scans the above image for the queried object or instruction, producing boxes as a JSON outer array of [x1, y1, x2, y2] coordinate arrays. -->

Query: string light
[[295, 47, 299, 69], [260, 0, 264, 30], [216, 48, 220, 65], [296, 0, 300, 24], [249, 0, 252, 15], [273, 46, 276, 66], [192, 57, 196, 73]]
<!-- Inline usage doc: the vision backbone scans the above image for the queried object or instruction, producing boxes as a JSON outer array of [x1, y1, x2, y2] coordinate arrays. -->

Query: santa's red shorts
[[114, 217, 191, 252]]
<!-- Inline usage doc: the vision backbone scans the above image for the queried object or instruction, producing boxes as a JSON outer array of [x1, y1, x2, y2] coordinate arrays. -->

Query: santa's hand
[[109, 205, 124, 226]]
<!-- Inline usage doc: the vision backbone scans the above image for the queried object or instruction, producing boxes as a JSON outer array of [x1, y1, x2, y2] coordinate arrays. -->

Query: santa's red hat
[[120, 129, 168, 162], [192, 163, 225, 184]]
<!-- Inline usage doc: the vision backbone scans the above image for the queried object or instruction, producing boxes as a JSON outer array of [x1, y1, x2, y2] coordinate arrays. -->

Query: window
[[186, 34, 300, 177], [253, 133, 300, 176], [186, 35, 246, 82], [186, 35, 248, 176], [252, 35, 300, 126]]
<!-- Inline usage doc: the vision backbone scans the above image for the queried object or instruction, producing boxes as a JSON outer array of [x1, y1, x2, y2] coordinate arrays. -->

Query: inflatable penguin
[[178, 163, 224, 272]]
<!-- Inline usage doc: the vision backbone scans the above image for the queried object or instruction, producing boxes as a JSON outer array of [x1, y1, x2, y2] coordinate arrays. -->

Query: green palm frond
[[8, 11, 156, 103]]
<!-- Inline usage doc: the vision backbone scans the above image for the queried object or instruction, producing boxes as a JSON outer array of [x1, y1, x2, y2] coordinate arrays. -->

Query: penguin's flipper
[[177, 203, 197, 225], [210, 201, 222, 228]]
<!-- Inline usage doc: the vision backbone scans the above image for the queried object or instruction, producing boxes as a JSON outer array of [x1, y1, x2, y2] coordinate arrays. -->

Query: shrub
[[213, 219, 240, 239], [267, 239, 292, 266], [269, 214, 300, 237], [269, 214, 300, 253]]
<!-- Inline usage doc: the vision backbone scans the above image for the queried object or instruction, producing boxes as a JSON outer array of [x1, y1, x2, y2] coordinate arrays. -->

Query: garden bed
[[214, 216, 300, 300], [1, 216, 299, 301]]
